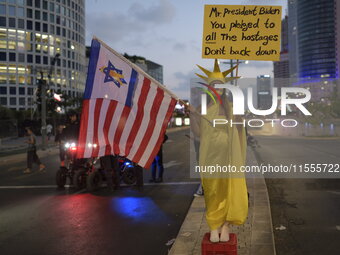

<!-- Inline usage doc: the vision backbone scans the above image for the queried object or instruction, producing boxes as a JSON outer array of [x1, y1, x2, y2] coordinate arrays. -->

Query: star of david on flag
[[77, 38, 178, 169], [101, 61, 127, 88]]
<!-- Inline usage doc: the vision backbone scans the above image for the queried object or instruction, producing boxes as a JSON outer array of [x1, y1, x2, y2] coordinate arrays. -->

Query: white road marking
[[0, 182, 200, 189]]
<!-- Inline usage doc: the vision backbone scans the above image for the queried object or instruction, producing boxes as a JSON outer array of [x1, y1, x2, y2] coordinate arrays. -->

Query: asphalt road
[[0, 128, 198, 255], [253, 136, 340, 255]]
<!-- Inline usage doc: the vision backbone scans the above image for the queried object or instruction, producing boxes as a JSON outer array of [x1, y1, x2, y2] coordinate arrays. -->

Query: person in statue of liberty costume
[[191, 59, 248, 243]]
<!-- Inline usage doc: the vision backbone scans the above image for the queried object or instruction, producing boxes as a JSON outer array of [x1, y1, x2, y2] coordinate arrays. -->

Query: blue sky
[[86, 0, 288, 99]]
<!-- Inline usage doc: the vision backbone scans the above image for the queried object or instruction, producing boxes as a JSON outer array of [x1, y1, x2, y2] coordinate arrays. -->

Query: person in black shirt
[[62, 110, 80, 142]]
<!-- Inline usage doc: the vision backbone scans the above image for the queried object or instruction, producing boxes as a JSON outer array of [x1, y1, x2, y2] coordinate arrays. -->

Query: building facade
[[0, 0, 86, 110], [288, 0, 299, 79], [274, 15, 290, 94], [297, 0, 338, 79], [288, 0, 340, 102], [124, 53, 163, 84], [257, 75, 272, 110]]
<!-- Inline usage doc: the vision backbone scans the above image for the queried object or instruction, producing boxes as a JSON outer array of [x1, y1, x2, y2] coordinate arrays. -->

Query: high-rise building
[[124, 53, 163, 84], [257, 75, 272, 110], [0, 0, 86, 110], [297, 0, 339, 79], [288, 0, 340, 102], [288, 0, 299, 79], [274, 15, 289, 94]]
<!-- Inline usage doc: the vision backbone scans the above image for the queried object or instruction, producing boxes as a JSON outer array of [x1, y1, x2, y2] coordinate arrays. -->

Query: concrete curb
[[169, 148, 276, 255]]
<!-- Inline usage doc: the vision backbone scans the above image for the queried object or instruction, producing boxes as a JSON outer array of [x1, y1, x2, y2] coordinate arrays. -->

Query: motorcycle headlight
[[65, 143, 70, 148], [71, 142, 76, 147]]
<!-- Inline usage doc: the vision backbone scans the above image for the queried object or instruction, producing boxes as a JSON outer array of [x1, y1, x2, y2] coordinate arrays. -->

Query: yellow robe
[[199, 102, 248, 230]]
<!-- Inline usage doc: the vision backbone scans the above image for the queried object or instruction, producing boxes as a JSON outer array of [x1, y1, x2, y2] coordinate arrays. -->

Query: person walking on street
[[24, 127, 45, 174], [46, 124, 53, 141], [149, 133, 168, 183]]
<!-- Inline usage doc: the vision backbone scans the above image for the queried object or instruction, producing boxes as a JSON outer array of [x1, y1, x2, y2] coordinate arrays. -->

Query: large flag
[[77, 38, 177, 168]]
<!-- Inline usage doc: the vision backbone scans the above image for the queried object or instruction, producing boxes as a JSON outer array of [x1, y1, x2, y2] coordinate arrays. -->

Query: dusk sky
[[86, 0, 288, 99]]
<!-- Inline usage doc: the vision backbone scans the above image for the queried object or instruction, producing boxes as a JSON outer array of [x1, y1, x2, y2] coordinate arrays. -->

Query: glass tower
[[297, 0, 337, 79], [0, 0, 86, 110]]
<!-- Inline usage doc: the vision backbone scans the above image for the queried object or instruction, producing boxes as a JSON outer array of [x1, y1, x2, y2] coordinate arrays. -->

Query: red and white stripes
[[77, 76, 176, 169]]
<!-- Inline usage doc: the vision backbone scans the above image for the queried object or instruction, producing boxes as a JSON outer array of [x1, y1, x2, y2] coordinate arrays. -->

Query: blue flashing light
[[110, 197, 169, 224]]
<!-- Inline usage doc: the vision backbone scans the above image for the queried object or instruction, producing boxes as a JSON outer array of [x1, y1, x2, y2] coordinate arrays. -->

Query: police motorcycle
[[86, 156, 137, 191], [56, 141, 93, 189]]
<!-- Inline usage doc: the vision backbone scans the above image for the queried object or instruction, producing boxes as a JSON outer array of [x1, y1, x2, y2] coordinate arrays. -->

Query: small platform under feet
[[201, 233, 237, 255]]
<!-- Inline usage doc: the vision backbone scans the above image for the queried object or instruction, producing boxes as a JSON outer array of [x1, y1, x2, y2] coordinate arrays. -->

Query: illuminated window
[[27, 77, 32, 85], [17, 42, 25, 52], [49, 46, 55, 56], [18, 76, 26, 85], [0, 64, 6, 73], [0, 75, 6, 84], [17, 30, 25, 41], [42, 34, 48, 43], [26, 42, 32, 51], [35, 33, 41, 43], [8, 41, 16, 50], [26, 66, 32, 75], [36, 44, 41, 51], [26, 32, 32, 41], [0, 28, 5, 38], [42, 45, 48, 53], [8, 65, 16, 73], [7, 29, 16, 39], [0, 39, 5, 49], [17, 66, 26, 74]]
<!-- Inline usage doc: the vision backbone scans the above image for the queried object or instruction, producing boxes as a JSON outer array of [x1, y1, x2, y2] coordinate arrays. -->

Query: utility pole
[[40, 72, 47, 150], [39, 53, 60, 150]]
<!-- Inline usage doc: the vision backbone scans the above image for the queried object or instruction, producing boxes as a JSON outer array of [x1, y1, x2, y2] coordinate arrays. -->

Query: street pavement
[[0, 128, 198, 255], [254, 136, 340, 255]]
